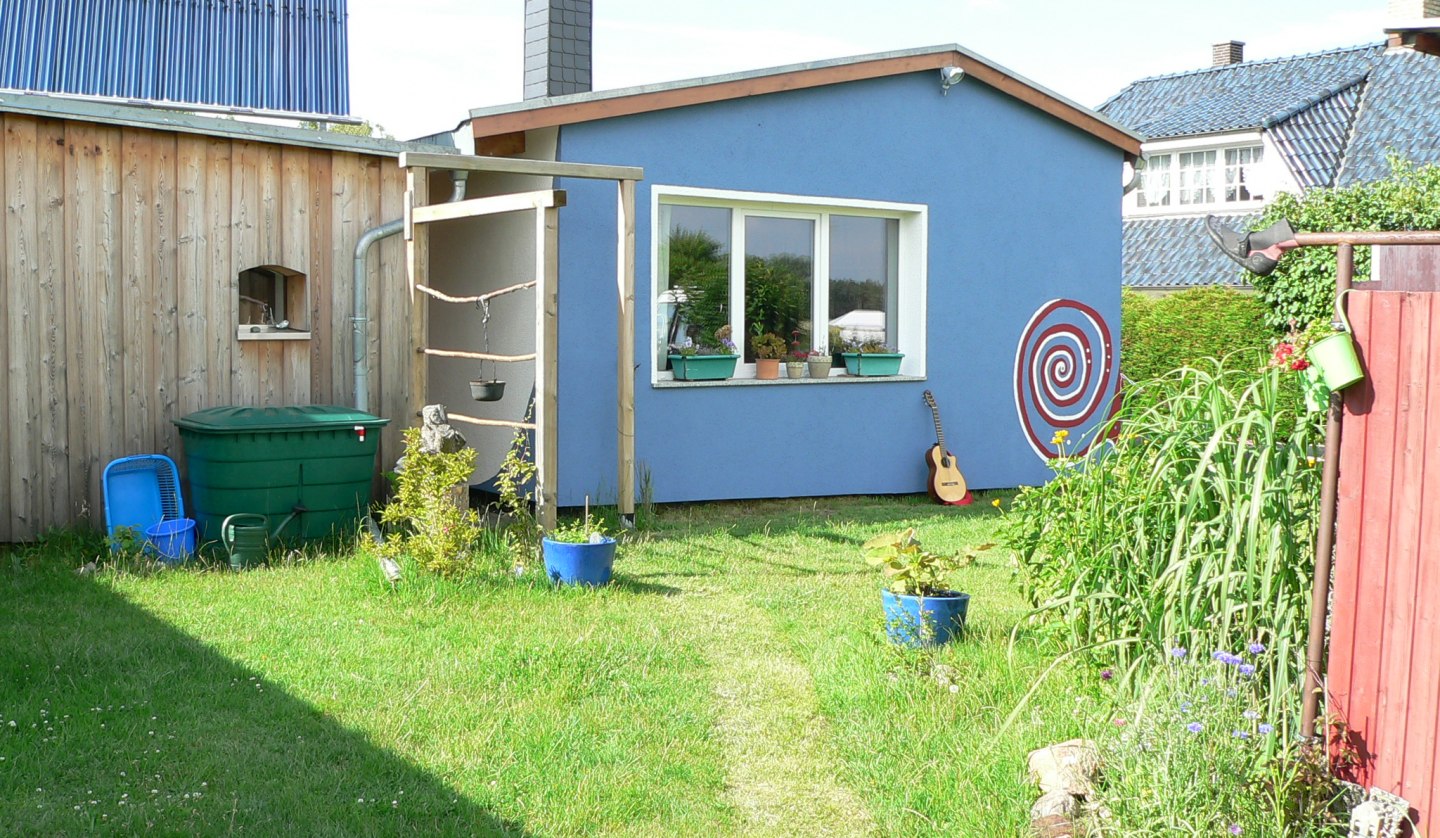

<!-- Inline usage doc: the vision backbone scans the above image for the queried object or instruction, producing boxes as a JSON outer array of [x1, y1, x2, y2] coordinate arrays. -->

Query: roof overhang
[[467, 45, 1142, 158]]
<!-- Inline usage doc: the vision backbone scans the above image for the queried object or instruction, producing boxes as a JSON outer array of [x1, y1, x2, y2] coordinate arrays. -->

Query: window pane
[[1223, 146, 1263, 202], [661, 205, 732, 364], [1178, 150, 1216, 205], [1137, 154, 1171, 208], [743, 215, 813, 362], [829, 215, 897, 351]]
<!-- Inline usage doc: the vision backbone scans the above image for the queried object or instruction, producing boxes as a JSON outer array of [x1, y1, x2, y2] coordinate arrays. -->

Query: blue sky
[[349, 0, 1387, 139]]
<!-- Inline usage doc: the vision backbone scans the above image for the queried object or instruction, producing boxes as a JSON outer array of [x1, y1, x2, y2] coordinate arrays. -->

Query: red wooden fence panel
[[1330, 289, 1440, 834]]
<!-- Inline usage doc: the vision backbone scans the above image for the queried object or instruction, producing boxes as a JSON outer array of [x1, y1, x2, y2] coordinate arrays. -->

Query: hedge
[[1121, 286, 1272, 385]]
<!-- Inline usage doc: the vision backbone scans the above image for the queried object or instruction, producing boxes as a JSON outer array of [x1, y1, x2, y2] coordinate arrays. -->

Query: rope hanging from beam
[[414, 280, 536, 305]]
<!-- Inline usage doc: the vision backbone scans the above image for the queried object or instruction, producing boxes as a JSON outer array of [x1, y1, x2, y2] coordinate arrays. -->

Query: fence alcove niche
[[237, 264, 310, 340]]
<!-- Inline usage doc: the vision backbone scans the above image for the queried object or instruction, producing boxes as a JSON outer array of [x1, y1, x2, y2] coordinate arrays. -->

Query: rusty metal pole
[[1300, 242, 1354, 740]]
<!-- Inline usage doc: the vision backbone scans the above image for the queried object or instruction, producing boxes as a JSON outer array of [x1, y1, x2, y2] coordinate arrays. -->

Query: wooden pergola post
[[535, 203, 560, 530], [616, 179, 637, 518], [404, 167, 430, 424]]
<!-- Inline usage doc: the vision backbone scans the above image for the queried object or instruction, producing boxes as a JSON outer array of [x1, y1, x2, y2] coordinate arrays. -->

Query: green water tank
[[174, 405, 389, 544]]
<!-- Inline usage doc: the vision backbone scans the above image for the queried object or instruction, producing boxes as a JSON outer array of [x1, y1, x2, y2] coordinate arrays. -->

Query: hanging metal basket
[[470, 379, 506, 401]]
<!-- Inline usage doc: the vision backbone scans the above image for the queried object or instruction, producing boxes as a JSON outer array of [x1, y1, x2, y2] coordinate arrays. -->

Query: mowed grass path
[[1, 497, 1092, 835]]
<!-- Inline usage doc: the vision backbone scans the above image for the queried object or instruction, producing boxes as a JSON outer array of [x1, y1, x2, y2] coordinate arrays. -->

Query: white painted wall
[[426, 127, 558, 486]]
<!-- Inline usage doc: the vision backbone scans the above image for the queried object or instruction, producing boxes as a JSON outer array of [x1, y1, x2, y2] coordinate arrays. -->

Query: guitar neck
[[924, 392, 946, 451]]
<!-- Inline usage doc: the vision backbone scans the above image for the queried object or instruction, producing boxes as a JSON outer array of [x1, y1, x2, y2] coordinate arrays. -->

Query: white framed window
[[652, 186, 926, 382], [1134, 143, 1265, 212]]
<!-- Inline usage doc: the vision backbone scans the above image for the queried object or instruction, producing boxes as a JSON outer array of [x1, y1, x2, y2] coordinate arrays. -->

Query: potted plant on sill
[[541, 500, 616, 587], [806, 349, 832, 379], [669, 325, 739, 381], [752, 331, 787, 380], [841, 339, 904, 377], [785, 331, 808, 378], [864, 528, 970, 647]]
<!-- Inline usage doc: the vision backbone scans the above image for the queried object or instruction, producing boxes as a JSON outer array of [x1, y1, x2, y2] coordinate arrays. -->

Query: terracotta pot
[[807, 358, 833, 379], [755, 358, 780, 380]]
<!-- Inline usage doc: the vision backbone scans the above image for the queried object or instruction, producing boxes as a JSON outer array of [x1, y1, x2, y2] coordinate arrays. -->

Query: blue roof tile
[[1336, 48, 1440, 185], [1099, 44, 1383, 139], [1268, 79, 1365, 189], [1122, 214, 1257, 289]]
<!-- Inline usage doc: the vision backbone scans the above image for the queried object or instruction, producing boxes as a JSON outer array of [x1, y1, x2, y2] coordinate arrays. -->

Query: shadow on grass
[[0, 567, 528, 836], [608, 575, 683, 596]]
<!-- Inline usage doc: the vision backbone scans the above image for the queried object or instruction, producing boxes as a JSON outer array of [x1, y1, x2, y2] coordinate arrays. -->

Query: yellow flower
[[991, 498, 1002, 509], [1307, 456, 1317, 467]]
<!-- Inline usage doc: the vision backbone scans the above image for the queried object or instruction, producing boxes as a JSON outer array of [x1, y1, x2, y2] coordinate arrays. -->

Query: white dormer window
[[1135, 143, 1264, 212]]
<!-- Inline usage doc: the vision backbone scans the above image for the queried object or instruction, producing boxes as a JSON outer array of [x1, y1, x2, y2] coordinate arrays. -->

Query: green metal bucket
[[1307, 333, 1363, 391], [221, 513, 269, 571]]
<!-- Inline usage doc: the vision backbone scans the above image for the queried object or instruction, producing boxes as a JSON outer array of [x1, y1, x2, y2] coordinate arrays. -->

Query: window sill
[[237, 328, 312, 341], [654, 374, 926, 389]]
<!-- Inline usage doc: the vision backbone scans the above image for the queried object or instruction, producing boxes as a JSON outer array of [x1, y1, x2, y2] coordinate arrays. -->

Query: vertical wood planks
[[280, 146, 311, 404], [1331, 290, 1440, 834], [0, 115, 10, 542], [308, 149, 333, 402], [150, 132, 178, 457], [175, 135, 209, 421], [36, 118, 69, 528], [205, 137, 233, 408], [6, 114, 40, 535], [0, 114, 412, 541], [120, 128, 156, 453]]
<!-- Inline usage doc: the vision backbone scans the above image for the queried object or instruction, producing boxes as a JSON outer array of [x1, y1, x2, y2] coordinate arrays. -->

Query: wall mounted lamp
[[940, 66, 964, 95]]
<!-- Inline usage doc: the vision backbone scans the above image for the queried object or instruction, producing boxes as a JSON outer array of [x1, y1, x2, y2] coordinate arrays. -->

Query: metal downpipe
[[352, 170, 468, 411]]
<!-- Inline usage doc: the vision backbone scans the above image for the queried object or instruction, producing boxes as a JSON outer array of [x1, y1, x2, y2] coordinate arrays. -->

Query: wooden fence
[[1330, 277, 1440, 833], [0, 111, 413, 542]]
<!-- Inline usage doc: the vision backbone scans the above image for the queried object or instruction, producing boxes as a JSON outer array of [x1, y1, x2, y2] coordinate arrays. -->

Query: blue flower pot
[[542, 537, 617, 587], [881, 588, 970, 647]]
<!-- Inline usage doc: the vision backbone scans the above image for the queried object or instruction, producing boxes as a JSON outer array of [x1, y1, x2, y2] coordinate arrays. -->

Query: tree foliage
[[1251, 158, 1440, 330]]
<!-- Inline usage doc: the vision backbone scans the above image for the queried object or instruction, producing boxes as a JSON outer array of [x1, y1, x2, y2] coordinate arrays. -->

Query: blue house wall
[[551, 71, 1122, 506]]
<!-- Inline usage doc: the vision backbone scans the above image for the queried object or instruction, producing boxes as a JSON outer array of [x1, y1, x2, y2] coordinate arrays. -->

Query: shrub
[[1121, 287, 1271, 386], [1091, 647, 1345, 836], [999, 363, 1322, 724], [1251, 157, 1440, 331], [378, 428, 480, 577]]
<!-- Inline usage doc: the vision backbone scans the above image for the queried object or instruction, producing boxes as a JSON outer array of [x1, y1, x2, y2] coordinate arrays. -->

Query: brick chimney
[[524, 0, 593, 100], [1211, 40, 1245, 66], [1386, 0, 1440, 55]]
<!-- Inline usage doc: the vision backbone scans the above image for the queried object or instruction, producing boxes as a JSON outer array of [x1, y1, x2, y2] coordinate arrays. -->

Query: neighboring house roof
[[467, 45, 1142, 157], [0, 90, 456, 158], [1336, 47, 1440, 184], [1098, 44, 1384, 139], [1122, 214, 1257, 290], [1267, 79, 1366, 189]]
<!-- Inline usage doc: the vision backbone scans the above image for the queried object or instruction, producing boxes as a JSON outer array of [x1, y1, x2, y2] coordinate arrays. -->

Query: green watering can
[[220, 506, 306, 571]]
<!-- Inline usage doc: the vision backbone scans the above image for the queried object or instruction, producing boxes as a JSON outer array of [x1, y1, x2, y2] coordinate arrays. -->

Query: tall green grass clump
[[1001, 362, 1322, 728]]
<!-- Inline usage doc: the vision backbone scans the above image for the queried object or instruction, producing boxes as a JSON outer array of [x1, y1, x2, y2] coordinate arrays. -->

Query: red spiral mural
[[1013, 299, 1120, 460]]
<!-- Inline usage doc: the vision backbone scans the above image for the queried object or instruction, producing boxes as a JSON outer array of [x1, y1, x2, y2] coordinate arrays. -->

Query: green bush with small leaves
[[1250, 157, 1440, 331], [1121, 287, 1271, 386], [378, 428, 480, 578]]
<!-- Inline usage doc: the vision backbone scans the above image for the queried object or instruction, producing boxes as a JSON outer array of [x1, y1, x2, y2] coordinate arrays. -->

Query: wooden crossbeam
[[414, 280, 536, 305], [447, 412, 536, 431], [409, 189, 566, 228], [399, 151, 644, 182], [421, 348, 537, 363]]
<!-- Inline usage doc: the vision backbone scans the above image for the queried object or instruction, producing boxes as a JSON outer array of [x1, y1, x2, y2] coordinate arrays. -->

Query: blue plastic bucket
[[541, 537, 617, 587], [881, 589, 970, 647], [145, 518, 197, 564]]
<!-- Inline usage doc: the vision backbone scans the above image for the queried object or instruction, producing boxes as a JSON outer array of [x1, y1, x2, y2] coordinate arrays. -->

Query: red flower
[[1290, 358, 1310, 371], [1271, 343, 1295, 365]]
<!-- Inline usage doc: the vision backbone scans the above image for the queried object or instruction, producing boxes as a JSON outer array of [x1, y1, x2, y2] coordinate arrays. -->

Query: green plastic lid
[[175, 405, 390, 433]]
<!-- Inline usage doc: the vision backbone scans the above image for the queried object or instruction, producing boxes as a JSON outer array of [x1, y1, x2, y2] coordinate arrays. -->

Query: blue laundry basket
[[103, 455, 185, 552]]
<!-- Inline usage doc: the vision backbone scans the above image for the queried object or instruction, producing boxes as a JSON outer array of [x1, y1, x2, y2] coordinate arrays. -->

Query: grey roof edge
[[1261, 72, 1370, 128], [0, 91, 460, 158], [467, 43, 1141, 144]]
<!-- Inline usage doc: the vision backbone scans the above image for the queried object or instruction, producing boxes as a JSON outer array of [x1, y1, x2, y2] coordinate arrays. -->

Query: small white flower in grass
[[949, 684, 958, 693]]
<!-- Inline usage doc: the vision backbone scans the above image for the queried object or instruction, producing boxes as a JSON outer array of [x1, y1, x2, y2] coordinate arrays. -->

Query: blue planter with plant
[[669, 324, 739, 380], [839, 339, 903, 376], [865, 528, 970, 647], [669, 353, 738, 381], [541, 506, 616, 587]]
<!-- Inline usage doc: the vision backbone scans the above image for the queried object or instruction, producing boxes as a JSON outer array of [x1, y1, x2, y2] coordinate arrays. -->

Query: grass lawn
[[1, 496, 1095, 836]]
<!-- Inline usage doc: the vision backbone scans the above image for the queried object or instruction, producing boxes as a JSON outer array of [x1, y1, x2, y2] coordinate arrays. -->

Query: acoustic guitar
[[922, 390, 972, 506]]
